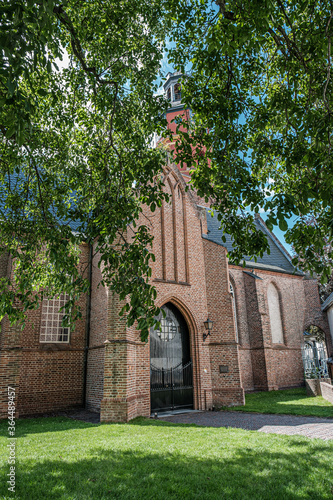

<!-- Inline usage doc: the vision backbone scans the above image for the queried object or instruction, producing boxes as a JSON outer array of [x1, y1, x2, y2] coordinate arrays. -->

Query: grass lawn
[[0, 417, 333, 499], [226, 388, 333, 418]]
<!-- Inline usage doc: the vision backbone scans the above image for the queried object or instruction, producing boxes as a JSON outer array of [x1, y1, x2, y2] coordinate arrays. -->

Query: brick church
[[0, 73, 331, 421]]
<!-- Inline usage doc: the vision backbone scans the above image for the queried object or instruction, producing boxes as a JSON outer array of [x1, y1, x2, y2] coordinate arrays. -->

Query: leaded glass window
[[40, 294, 70, 343]]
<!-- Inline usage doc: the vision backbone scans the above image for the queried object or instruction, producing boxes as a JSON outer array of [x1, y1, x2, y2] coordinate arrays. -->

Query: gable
[[202, 208, 300, 275]]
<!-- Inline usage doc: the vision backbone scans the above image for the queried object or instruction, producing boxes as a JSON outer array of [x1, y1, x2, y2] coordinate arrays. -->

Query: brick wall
[[0, 245, 89, 418], [85, 244, 107, 412], [150, 167, 214, 412], [202, 240, 245, 407], [320, 382, 333, 404], [96, 203, 331, 420], [0, 320, 22, 418], [303, 278, 332, 355], [229, 265, 326, 392], [99, 166, 214, 421]]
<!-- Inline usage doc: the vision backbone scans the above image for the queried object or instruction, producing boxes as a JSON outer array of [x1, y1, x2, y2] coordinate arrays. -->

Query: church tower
[[161, 72, 192, 181]]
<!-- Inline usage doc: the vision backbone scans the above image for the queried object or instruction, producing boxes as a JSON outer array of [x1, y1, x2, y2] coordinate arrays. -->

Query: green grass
[[227, 388, 333, 418], [0, 417, 333, 499]]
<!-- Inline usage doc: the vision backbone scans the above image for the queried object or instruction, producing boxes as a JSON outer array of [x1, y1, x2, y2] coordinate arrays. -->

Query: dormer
[[163, 71, 184, 108]]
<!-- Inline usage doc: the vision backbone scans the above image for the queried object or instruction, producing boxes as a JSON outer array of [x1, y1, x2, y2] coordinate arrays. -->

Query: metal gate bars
[[150, 361, 193, 412]]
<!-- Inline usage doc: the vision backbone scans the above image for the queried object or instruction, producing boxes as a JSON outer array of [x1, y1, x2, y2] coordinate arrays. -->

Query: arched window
[[230, 283, 239, 343], [267, 283, 284, 344]]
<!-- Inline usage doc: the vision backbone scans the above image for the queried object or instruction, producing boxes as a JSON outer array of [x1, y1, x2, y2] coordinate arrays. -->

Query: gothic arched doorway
[[150, 302, 193, 412]]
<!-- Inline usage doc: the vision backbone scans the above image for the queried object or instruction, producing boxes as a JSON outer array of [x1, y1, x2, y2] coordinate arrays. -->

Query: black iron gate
[[151, 361, 193, 412], [150, 303, 193, 412]]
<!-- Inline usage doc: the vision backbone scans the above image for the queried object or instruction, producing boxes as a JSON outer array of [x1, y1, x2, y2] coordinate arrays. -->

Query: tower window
[[174, 83, 181, 101], [167, 87, 171, 100]]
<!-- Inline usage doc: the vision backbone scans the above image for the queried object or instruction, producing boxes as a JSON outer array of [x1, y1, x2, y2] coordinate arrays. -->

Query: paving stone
[[159, 411, 333, 441]]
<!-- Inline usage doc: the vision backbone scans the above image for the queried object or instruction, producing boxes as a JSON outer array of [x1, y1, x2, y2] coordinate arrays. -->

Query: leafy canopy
[[1, 0, 333, 339], [0, 0, 168, 339], [166, 0, 333, 281]]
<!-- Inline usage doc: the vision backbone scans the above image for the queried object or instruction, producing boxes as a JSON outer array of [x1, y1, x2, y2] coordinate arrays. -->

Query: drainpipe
[[83, 241, 93, 408]]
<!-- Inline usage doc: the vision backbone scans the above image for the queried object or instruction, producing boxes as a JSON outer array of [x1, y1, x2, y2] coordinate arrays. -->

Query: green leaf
[[278, 219, 288, 232]]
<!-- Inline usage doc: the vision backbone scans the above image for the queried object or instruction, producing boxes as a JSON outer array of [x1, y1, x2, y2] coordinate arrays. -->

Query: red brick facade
[[1, 163, 330, 421], [230, 266, 314, 392]]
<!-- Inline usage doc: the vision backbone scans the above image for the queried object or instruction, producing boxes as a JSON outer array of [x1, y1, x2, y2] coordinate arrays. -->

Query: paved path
[[160, 411, 333, 441]]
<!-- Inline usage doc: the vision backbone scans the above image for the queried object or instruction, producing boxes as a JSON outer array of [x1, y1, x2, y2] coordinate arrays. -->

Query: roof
[[0, 172, 84, 233], [163, 71, 186, 90], [321, 292, 333, 311], [202, 208, 302, 275]]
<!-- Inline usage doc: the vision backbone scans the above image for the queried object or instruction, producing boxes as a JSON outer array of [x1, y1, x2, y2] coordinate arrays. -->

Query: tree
[[2, 0, 333, 339], [292, 216, 333, 302], [0, 0, 169, 339], [166, 0, 333, 282]]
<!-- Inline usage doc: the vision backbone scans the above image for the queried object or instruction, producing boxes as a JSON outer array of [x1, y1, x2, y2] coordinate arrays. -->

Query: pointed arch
[[150, 297, 198, 412], [157, 295, 197, 333], [267, 282, 284, 344], [159, 167, 189, 284], [155, 295, 201, 409]]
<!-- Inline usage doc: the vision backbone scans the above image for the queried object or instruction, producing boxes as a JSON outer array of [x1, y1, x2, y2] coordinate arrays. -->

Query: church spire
[[163, 71, 184, 109]]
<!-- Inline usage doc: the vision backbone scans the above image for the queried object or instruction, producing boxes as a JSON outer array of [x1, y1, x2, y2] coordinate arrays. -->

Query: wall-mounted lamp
[[203, 317, 214, 341]]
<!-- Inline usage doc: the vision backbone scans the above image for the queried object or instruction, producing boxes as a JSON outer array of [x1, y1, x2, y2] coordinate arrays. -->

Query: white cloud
[[54, 48, 70, 71]]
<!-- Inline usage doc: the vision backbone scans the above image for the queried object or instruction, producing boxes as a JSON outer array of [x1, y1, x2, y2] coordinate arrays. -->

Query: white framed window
[[230, 283, 239, 343], [40, 293, 70, 343]]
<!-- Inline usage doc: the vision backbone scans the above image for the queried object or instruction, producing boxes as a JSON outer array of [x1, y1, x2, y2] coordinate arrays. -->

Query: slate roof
[[202, 208, 301, 275], [0, 172, 84, 233]]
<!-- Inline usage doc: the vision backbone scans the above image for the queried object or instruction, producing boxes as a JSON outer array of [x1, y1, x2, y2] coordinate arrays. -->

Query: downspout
[[83, 241, 93, 408]]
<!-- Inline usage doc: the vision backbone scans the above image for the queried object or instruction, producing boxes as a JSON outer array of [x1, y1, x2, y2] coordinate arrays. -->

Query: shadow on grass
[[1, 439, 331, 499]]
